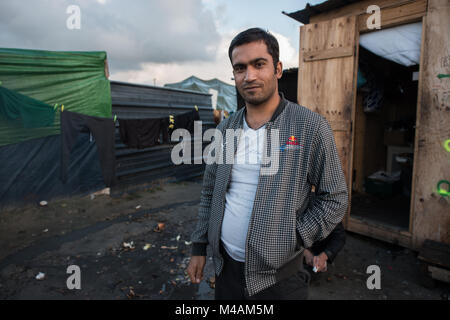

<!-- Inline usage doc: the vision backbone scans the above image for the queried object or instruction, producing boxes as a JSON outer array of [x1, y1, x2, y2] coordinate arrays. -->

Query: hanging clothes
[[60, 111, 116, 187], [164, 109, 201, 139], [0, 86, 55, 128], [118, 118, 168, 149]]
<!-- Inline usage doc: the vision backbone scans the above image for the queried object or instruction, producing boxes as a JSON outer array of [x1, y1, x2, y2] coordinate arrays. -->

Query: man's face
[[231, 40, 282, 106]]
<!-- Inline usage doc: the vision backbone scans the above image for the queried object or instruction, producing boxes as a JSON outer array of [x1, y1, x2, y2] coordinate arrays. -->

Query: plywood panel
[[304, 46, 354, 62], [358, 0, 427, 32], [412, 0, 450, 248], [298, 16, 359, 229], [348, 217, 412, 248], [310, 0, 424, 24], [298, 16, 357, 188]]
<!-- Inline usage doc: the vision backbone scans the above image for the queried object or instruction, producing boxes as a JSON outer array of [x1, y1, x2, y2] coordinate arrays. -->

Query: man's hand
[[304, 249, 314, 266], [186, 256, 206, 284], [313, 252, 328, 272]]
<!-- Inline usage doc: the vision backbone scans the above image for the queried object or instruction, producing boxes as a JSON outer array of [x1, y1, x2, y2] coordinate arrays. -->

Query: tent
[[0, 48, 112, 207], [165, 76, 237, 113]]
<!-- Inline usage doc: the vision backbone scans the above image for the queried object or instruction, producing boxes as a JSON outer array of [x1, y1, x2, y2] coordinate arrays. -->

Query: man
[[186, 28, 348, 300]]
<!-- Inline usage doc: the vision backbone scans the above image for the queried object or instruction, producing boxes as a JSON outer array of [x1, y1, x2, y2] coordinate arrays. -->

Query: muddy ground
[[0, 178, 448, 300]]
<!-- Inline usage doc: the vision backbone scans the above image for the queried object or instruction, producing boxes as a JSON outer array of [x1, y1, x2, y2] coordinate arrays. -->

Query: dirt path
[[0, 179, 448, 300]]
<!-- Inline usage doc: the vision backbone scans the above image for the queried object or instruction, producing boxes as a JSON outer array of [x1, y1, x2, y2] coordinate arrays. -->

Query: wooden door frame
[[346, 16, 427, 250]]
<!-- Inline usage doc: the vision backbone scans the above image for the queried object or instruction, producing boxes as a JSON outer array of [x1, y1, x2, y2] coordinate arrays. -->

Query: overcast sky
[[0, 0, 324, 86]]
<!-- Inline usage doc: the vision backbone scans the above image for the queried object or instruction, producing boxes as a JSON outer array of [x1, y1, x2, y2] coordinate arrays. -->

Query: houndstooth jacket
[[191, 95, 348, 296]]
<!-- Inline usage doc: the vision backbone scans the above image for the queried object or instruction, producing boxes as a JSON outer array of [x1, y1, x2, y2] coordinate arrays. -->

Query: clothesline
[[118, 107, 200, 149]]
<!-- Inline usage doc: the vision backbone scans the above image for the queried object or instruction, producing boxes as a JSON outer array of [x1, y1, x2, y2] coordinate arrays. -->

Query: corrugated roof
[[283, 0, 362, 24]]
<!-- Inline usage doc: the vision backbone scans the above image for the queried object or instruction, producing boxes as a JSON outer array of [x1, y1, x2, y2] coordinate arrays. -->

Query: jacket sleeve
[[296, 117, 348, 249], [322, 222, 346, 263], [190, 121, 226, 256]]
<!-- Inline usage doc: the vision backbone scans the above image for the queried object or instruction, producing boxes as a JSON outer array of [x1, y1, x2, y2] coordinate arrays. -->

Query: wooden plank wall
[[298, 16, 357, 188], [412, 0, 450, 248], [310, 0, 427, 32]]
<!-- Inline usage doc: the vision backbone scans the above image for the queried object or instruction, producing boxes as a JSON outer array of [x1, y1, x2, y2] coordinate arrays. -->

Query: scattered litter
[[43, 229, 49, 233], [352, 269, 364, 276], [159, 284, 166, 295], [135, 205, 141, 210], [161, 246, 177, 250], [176, 235, 181, 241], [39, 201, 48, 207], [91, 188, 110, 197], [184, 241, 192, 246], [143, 244, 151, 251], [312, 266, 318, 273], [35, 272, 45, 280], [127, 287, 135, 299], [154, 223, 165, 232], [123, 241, 135, 249]]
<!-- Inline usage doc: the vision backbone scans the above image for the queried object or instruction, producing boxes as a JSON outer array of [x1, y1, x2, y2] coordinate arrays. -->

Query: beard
[[238, 80, 277, 106]]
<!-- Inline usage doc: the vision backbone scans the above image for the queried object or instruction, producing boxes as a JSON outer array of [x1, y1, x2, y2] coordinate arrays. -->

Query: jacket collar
[[242, 92, 288, 127]]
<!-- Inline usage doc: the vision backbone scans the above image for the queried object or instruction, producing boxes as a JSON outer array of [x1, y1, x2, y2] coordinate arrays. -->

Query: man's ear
[[276, 61, 283, 79]]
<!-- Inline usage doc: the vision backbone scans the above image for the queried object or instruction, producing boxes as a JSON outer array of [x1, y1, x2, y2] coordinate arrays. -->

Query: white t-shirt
[[220, 116, 266, 262]]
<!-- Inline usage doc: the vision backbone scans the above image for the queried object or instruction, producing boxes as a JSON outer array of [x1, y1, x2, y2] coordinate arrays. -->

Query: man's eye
[[256, 62, 264, 68], [234, 66, 244, 72]]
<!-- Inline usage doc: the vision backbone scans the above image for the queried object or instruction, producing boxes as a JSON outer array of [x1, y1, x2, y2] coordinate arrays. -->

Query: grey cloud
[[0, 0, 221, 72]]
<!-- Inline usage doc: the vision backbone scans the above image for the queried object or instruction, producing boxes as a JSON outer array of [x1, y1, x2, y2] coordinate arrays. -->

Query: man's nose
[[244, 66, 257, 82]]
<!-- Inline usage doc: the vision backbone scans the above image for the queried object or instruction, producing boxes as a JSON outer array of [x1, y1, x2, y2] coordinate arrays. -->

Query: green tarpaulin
[[0, 86, 55, 128], [0, 48, 112, 146]]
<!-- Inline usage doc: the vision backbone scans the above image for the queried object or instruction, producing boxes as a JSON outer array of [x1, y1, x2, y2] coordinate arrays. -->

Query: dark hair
[[228, 28, 279, 71]]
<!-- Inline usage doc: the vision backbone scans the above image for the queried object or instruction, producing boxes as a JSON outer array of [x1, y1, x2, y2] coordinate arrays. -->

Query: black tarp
[[0, 133, 105, 208]]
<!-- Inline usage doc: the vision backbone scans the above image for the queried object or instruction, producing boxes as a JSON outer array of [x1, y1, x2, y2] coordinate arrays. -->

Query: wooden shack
[[285, 0, 449, 253]]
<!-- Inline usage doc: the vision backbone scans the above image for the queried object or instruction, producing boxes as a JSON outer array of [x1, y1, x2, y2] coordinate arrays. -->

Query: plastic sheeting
[[359, 22, 422, 67], [0, 48, 112, 146], [0, 133, 105, 208], [0, 86, 55, 128], [165, 76, 237, 113]]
